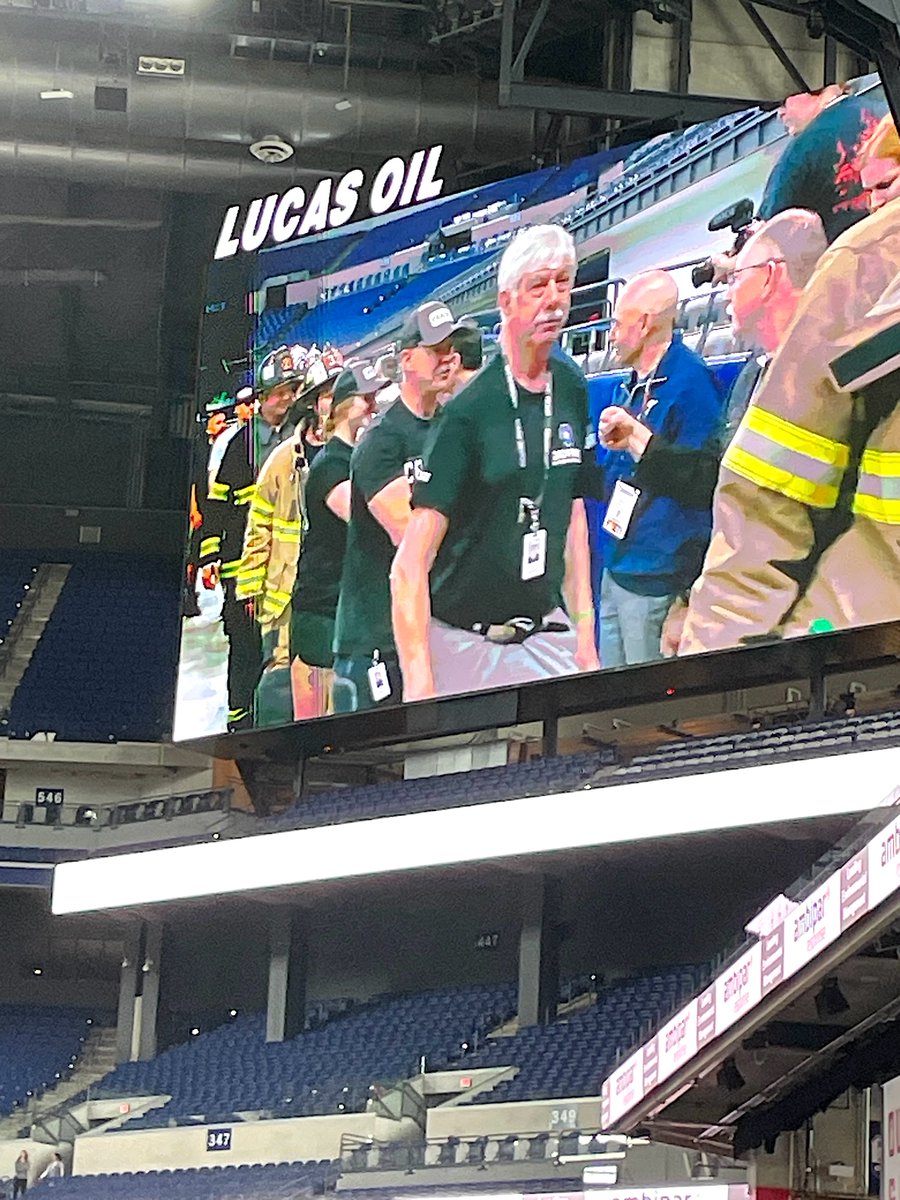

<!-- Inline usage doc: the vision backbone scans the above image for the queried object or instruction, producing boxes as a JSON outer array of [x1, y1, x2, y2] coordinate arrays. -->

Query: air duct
[[0, 14, 568, 192]]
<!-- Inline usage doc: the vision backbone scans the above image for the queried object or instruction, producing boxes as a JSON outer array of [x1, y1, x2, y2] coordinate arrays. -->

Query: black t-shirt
[[757, 91, 888, 243], [293, 436, 353, 618], [413, 352, 600, 629], [334, 398, 437, 658]]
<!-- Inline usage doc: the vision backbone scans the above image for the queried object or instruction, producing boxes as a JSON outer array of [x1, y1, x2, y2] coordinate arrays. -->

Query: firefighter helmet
[[256, 344, 308, 394]]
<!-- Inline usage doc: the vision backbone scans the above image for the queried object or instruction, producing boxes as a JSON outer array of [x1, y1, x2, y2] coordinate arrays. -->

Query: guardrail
[[9, 787, 232, 831]]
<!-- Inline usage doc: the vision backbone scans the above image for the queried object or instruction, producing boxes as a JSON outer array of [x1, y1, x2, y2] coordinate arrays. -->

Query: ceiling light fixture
[[40, 89, 74, 100], [249, 135, 294, 164], [334, 97, 353, 111]]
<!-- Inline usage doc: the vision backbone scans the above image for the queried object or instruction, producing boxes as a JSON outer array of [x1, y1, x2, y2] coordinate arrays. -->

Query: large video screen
[[174, 75, 897, 739]]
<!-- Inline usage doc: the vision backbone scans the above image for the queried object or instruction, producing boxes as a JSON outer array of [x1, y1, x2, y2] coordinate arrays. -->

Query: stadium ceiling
[[1, 0, 898, 192]]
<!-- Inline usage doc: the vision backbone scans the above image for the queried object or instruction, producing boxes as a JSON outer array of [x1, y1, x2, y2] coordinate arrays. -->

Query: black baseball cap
[[398, 301, 466, 350], [332, 360, 391, 406]]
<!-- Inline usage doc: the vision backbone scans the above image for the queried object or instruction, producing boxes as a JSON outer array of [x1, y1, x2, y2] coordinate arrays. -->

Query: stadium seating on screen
[[338, 178, 534, 272], [0, 1005, 95, 1118]]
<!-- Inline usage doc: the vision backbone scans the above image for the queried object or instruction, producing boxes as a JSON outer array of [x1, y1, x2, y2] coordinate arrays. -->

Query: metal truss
[[497, 0, 769, 123]]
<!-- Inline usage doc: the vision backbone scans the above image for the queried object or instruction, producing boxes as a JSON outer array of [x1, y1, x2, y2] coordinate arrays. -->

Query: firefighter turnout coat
[[680, 196, 900, 653], [236, 436, 305, 629]]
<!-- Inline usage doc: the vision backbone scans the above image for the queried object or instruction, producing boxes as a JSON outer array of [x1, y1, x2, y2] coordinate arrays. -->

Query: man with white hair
[[595, 269, 721, 667], [391, 224, 600, 701]]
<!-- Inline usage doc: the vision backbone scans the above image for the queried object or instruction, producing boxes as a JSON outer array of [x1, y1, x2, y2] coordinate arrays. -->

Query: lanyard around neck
[[502, 358, 553, 481]]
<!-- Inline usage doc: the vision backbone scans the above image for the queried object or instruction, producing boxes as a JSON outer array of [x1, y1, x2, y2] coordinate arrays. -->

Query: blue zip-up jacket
[[598, 335, 722, 594]]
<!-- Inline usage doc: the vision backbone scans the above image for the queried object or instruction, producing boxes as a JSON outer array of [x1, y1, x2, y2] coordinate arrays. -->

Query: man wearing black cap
[[391, 224, 601, 701], [291, 360, 390, 717], [332, 301, 462, 712]]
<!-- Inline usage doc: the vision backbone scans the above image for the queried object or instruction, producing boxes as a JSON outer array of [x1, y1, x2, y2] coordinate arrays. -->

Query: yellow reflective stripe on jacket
[[234, 484, 256, 507], [724, 407, 850, 508], [853, 447, 900, 524], [262, 589, 292, 617], [272, 518, 302, 543], [208, 480, 229, 501], [250, 495, 276, 520], [220, 558, 240, 579], [199, 536, 221, 558], [235, 568, 266, 600]]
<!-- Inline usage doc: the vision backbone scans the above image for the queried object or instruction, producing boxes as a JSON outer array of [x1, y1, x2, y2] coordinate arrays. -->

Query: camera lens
[[692, 261, 715, 289]]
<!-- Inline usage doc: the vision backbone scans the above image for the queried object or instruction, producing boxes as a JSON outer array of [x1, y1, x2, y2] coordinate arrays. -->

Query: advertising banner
[[782, 875, 842, 981], [715, 942, 762, 1037], [656, 998, 698, 1086], [601, 790, 900, 1131]]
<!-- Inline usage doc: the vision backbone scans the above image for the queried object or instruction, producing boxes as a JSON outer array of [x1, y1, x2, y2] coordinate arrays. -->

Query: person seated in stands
[[592, 269, 721, 667], [38, 1154, 64, 1184], [13, 1149, 29, 1197], [599, 210, 828, 654]]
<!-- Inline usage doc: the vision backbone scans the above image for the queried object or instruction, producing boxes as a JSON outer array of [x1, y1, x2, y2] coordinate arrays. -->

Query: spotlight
[[815, 977, 850, 1018], [716, 1056, 745, 1092]]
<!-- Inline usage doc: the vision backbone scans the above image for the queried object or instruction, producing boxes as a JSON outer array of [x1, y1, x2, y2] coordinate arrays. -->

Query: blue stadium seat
[[7, 554, 179, 743], [90, 984, 519, 1126], [0, 1004, 96, 1118]]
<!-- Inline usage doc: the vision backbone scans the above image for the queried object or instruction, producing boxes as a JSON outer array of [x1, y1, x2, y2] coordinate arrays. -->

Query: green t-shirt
[[413, 352, 598, 629], [293, 435, 352, 619], [334, 397, 436, 659]]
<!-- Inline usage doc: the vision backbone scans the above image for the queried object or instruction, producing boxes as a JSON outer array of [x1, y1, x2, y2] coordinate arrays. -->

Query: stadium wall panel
[[72, 1111, 416, 1174]]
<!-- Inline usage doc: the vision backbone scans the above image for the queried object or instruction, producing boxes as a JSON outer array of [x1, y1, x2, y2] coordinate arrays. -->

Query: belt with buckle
[[473, 617, 570, 645]]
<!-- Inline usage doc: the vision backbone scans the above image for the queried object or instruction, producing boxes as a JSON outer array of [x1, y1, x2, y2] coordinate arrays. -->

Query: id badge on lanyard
[[504, 360, 553, 581]]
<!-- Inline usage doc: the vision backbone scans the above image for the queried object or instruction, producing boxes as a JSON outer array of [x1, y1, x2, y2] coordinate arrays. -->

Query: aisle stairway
[[0, 1025, 117, 1142]]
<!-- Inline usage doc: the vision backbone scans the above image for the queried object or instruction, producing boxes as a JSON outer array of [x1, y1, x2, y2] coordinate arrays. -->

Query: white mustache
[[539, 310, 565, 323]]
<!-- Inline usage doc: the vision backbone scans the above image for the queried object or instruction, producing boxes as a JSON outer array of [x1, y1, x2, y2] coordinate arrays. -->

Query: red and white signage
[[601, 794, 900, 1131], [716, 942, 761, 1036], [696, 984, 717, 1048], [782, 875, 841, 980], [604, 1048, 644, 1128], [656, 999, 698, 1085], [760, 925, 785, 996], [870, 813, 900, 912], [841, 849, 870, 931], [587, 1186, 741, 1200]]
